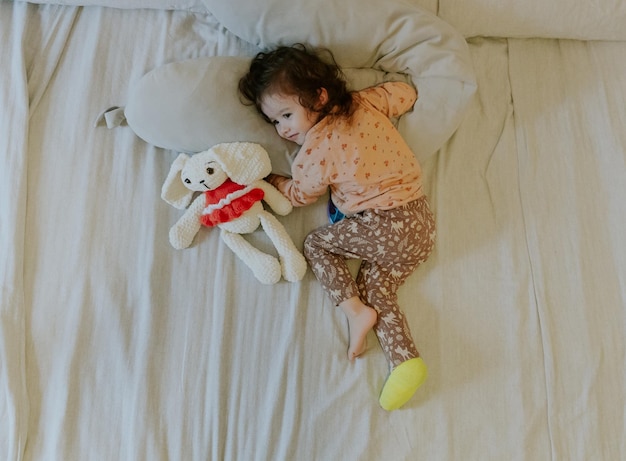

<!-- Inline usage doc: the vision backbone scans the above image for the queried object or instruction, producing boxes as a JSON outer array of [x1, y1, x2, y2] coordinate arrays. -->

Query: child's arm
[[362, 81, 417, 118], [266, 173, 325, 208], [266, 173, 290, 192]]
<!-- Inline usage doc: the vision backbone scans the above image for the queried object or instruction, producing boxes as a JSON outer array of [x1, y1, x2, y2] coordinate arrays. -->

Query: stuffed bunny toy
[[161, 142, 307, 284]]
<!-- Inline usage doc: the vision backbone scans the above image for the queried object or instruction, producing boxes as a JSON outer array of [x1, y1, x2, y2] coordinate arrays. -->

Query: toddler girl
[[239, 44, 436, 411]]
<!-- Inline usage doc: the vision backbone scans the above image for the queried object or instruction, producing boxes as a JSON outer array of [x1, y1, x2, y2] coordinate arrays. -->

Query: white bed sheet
[[508, 39, 626, 458], [1, 2, 625, 460]]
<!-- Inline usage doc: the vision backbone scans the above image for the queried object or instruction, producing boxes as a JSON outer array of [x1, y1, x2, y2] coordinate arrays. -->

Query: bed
[[1, 0, 625, 459]]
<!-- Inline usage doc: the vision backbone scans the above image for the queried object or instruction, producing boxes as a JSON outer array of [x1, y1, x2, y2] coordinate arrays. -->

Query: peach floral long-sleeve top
[[271, 81, 423, 215]]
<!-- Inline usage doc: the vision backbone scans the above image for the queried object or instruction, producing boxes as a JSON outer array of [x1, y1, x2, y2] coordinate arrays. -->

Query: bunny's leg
[[220, 230, 282, 284], [258, 211, 307, 282]]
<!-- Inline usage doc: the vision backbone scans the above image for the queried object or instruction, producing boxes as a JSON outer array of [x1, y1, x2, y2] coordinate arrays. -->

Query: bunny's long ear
[[211, 142, 272, 185], [161, 153, 194, 209]]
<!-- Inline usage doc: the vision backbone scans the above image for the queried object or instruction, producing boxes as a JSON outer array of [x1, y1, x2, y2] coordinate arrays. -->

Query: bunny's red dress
[[200, 179, 264, 227]]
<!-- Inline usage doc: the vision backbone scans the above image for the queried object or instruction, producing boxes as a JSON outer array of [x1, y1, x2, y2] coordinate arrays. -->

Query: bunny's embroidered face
[[180, 151, 229, 192], [162, 143, 273, 210]]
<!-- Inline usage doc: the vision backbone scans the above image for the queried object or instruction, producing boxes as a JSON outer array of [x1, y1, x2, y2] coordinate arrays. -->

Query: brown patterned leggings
[[304, 196, 436, 369]]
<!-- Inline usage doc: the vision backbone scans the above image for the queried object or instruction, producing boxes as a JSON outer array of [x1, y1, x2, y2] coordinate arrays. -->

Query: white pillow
[[23, 0, 206, 9], [439, 0, 626, 40], [200, 0, 477, 160]]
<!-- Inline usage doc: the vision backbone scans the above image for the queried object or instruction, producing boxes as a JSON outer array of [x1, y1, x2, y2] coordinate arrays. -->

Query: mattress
[[1, 1, 625, 460]]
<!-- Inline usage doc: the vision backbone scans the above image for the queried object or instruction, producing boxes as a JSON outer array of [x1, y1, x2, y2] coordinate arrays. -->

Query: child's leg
[[304, 197, 435, 372], [356, 260, 420, 367], [338, 296, 377, 360], [355, 198, 436, 410], [304, 219, 379, 360], [357, 259, 429, 410]]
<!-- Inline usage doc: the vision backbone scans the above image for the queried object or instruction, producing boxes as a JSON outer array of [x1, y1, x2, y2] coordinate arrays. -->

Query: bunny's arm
[[169, 194, 206, 249], [254, 180, 293, 216]]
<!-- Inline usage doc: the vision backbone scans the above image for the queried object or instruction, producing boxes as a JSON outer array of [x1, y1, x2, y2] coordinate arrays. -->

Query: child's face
[[261, 92, 319, 146]]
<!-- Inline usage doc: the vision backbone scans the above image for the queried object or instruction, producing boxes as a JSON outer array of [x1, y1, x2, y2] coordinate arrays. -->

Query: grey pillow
[[124, 56, 297, 176]]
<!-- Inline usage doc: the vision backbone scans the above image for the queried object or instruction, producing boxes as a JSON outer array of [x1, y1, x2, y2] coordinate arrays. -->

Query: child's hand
[[266, 173, 289, 190]]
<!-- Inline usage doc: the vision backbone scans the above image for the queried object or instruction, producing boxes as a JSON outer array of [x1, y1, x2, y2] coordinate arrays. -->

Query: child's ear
[[317, 87, 329, 107]]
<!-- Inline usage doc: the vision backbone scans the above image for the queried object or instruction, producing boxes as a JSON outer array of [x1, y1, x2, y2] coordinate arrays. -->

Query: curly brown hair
[[238, 43, 354, 124]]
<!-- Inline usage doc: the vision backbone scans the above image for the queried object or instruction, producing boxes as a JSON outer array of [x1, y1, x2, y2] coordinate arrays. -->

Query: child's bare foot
[[339, 297, 378, 361]]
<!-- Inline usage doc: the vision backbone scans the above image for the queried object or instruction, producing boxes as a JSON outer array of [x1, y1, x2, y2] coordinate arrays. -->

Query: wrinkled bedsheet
[[1, 2, 625, 460]]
